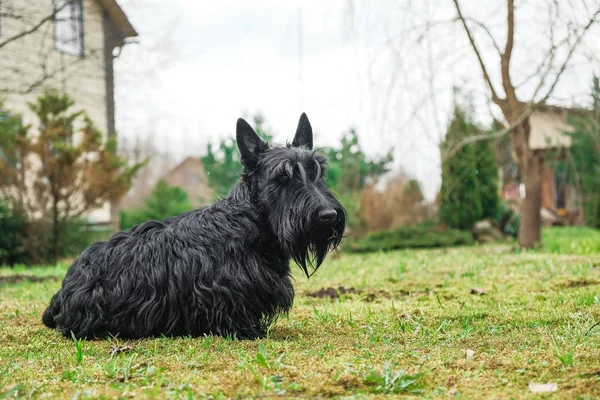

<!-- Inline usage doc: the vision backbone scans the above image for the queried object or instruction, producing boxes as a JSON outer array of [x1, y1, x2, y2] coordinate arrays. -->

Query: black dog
[[42, 113, 345, 340]]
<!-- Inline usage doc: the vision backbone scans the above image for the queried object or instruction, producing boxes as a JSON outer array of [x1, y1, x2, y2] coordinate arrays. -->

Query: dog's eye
[[279, 173, 291, 184], [313, 160, 325, 178], [318, 164, 326, 177]]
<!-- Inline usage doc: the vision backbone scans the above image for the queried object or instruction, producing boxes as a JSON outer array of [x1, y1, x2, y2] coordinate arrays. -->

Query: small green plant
[[70, 332, 83, 363], [243, 362, 269, 390], [237, 343, 286, 392], [121, 354, 136, 382], [103, 354, 148, 383], [200, 335, 215, 349], [254, 343, 284, 370], [60, 370, 77, 382], [104, 360, 118, 379], [552, 334, 575, 368], [551, 320, 600, 368], [312, 306, 333, 324], [255, 343, 269, 368], [363, 362, 424, 395], [459, 321, 474, 339]]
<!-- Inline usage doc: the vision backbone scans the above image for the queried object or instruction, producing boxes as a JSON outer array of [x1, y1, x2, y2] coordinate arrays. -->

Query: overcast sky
[[114, 0, 600, 200]]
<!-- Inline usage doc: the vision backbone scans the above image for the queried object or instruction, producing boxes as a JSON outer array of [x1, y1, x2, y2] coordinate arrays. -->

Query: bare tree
[[348, 0, 600, 248], [450, 0, 599, 247]]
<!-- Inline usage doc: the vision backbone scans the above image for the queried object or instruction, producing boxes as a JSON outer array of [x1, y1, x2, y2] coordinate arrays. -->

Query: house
[[161, 157, 214, 207], [500, 104, 589, 225], [118, 157, 214, 211], [0, 0, 137, 231]]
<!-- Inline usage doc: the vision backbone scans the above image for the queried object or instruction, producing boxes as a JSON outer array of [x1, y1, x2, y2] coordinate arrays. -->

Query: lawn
[[1, 228, 599, 399]]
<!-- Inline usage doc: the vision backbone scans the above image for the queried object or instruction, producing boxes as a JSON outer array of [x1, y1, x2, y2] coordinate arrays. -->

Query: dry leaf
[[465, 349, 475, 359], [528, 382, 558, 393], [470, 288, 485, 295], [447, 376, 456, 387], [397, 313, 413, 321]]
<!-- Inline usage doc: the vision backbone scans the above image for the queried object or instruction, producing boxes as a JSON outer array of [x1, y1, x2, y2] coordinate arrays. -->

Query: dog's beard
[[281, 215, 345, 279]]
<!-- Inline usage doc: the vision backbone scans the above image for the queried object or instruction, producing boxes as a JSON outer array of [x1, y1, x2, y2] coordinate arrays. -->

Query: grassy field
[[1, 227, 599, 399]]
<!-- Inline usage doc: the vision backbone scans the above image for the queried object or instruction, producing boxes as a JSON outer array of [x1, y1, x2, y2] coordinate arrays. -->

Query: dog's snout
[[318, 209, 338, 224]]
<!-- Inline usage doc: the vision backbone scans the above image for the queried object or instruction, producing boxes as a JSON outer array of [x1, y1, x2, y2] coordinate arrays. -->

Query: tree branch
[[451, 0, 501, 103], [468, 18, 502, 56], [2, 48, 101, 95], [537, 6, 600, 103], [500, 0, 518, 106], [0, 1, 71, 51], [442, 104, 534, 162], [518, 4, 565, 91]]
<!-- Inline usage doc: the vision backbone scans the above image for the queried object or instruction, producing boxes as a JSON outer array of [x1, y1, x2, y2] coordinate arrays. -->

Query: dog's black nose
[[319, 209, 338, 224]]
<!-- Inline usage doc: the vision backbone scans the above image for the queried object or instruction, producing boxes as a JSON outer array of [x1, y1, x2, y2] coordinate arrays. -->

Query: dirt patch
[[0, 275, 58, 286], [363, 290, 395, 302], [309, 286, 357, 299], [308, 286, 407, 302], [557, 280, 600, 288]]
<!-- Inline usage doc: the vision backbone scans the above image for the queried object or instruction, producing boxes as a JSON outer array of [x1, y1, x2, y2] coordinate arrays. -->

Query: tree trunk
[[509, 115, 543, 248], [518, 151, 544, 247]]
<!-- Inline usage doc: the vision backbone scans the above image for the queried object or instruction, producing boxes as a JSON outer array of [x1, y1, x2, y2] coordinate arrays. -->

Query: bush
[[324, 128, 393, 194], [335, 192, 364, 238], [359, 175, 429, 233], [56, 220, 99, 258], [347, 221, 473, 253], [440, 102, 499, 230], [0, 200, 27, 266], [336, 175, 431, 239], [0, 199, 94, 266], [0, 92, 141, 264]]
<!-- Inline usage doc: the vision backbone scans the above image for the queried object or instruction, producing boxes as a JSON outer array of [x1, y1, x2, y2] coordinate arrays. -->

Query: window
[[54, 0, 84, 56]]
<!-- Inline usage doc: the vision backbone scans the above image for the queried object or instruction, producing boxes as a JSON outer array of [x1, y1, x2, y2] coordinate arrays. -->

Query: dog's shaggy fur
[[42, 113, 346, 340]]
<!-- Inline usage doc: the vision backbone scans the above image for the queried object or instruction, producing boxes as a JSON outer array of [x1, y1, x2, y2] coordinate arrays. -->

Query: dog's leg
[[227, 323, 266, 340], [42, 292, 61, 328]]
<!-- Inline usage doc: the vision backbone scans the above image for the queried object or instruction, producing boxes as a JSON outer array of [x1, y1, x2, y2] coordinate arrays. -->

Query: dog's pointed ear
[[292, 112, 313, 150], [237, 118, 265, 169]]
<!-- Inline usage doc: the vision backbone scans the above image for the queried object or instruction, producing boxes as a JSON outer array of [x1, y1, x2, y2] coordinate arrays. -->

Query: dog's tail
[[42, 293, 61, 329]]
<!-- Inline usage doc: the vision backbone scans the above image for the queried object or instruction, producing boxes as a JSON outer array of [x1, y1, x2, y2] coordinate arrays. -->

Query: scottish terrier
[[42, 113, 346, 340]]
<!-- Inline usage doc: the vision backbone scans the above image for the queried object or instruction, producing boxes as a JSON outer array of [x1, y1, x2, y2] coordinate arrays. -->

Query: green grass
[[543, 226, 600, 255], [1, 230, 600, 398]]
